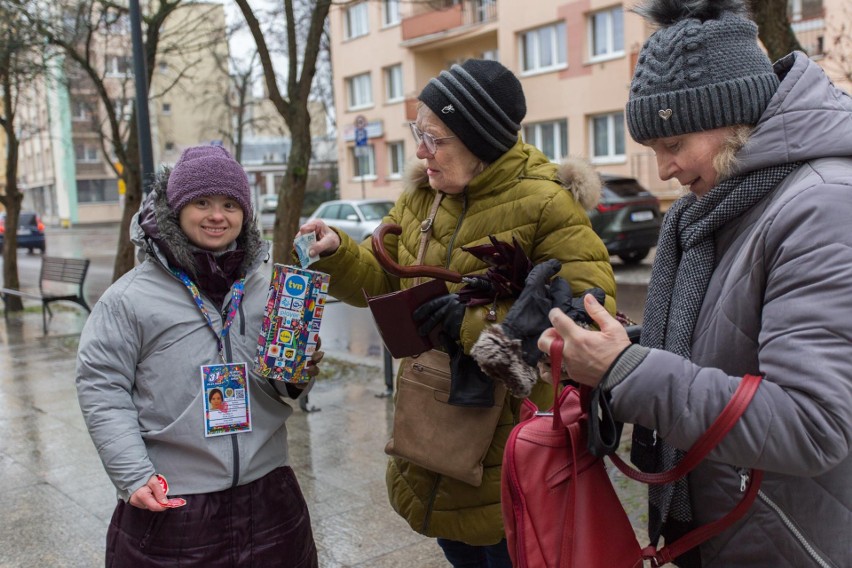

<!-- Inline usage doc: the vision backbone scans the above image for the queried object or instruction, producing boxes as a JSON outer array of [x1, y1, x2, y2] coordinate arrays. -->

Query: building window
[[474, 0, 497, 23], [351, 145, 376, 179], [158, 60, 168, 73], [77, 178, 120, 203], [164, 141, 175, 151], [520, 22, 567, 74], [345, 2, 369, 40], [162, 102, 171, 114], [71, 100, 89, 121], [589, 7, 624, 61], [347, 72, 373, 110], [384, 64, 403, 103], [382, 0, 400, 26], [106, 55, 133, 76], [524, 119, 568, 162], [113, 100, 133, 120], [75, 143, 99, 163], [590, 112, 625, 163], [387, 141, 404, 178]]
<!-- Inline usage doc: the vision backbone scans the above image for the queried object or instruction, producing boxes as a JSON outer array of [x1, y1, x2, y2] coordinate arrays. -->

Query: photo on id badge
[[201, 362, 252, 436]]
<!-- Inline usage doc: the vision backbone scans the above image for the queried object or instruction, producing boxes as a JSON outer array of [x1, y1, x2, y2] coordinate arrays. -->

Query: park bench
[[0, 256, 92, 334]]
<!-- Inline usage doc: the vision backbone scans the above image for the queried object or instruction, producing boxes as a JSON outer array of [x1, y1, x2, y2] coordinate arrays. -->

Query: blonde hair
[[713, 125, 754, 180]]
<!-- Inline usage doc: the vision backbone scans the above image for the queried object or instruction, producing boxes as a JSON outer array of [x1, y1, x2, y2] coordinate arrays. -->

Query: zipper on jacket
[[420, 474, 442, 534], [444, 192, 468, 268], [757, 488, 831, 567], [224, 331, 241, 488]]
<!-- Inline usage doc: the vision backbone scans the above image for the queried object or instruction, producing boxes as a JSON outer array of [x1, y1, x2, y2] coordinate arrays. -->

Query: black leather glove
[[413, 293, 465, 343], [501, 259, 566, 366]]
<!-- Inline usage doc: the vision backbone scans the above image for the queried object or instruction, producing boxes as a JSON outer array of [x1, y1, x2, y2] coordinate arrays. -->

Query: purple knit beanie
[[166, 145, 253, 220]]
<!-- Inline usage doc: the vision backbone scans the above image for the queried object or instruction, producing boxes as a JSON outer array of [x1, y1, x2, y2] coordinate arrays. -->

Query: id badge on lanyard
[[201, 362, 252, 437], [170, 269, 252, 437]]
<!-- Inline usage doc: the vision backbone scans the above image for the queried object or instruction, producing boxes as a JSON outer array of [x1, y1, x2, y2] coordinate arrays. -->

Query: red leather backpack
[[502, 338, 763, 567]]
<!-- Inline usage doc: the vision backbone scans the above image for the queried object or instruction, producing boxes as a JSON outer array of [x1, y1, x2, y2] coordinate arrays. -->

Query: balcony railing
[[401, 0, 497, 42]]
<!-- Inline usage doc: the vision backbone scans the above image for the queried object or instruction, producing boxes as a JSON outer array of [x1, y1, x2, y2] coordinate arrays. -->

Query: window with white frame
[[384, 64, 403, 103], [589, 7, 624, 60], [387, 141, 404, 177], [351, 145, 376, 178], [347, 72, 373, 110], [113, 100, 133, 120], [524, 119, 568, 162], [520, 22, 567, 73], [71, 99, 89, 121], [382, 0, 400, 26], [75, 142, 99, 163], [590, 112, 626, 163], [345, 2, 370, 40], [106, 55, 133, 76]]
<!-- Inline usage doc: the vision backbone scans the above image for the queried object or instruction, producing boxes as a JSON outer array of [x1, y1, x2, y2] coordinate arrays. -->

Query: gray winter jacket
[[610, 53, 852, 566], [76, 186, 297, 501]]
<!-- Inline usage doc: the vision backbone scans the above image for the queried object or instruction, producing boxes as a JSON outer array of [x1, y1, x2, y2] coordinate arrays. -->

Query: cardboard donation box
[[254, 264, 330, 384]]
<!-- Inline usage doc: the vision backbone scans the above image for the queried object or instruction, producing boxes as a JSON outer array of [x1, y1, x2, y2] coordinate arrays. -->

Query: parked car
[[0, 211, 46, 254], [307, 199, 395, 242], [588, 174, 661, 265], [260, 194, 278, 213]]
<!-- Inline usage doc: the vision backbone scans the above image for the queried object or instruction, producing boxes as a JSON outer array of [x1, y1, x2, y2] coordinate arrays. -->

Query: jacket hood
[[131, 168, 268, 278], [402, 143, 601, 210], [737, 52, 852, 175]]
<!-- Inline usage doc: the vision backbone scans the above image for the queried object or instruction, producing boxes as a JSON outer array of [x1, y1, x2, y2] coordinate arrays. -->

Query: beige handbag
[[376, 191, 507, 487], [384, 350, 507, 487]]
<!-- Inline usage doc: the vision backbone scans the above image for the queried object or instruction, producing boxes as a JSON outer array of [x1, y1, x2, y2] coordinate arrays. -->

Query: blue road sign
[[355, 127, 368, 146]]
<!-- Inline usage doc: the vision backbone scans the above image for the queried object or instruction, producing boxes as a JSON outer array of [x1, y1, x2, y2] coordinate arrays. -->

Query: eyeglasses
[[409, 122, 456, 156]]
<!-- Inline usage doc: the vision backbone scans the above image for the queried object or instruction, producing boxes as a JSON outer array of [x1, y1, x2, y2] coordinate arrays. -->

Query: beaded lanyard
[[170, 268, 246, 363]]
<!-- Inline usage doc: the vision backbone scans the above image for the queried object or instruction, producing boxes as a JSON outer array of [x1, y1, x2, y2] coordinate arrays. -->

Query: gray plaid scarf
[[637, 162, 800, 544]]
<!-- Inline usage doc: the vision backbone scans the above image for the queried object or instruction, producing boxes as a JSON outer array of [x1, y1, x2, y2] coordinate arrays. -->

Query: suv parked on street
[[0, 211, 46, 254], [306, 199, 395, 242], [588, 175, 661, 265]]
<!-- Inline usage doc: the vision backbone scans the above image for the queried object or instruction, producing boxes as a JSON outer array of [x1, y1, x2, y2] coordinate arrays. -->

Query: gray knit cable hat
[[166, 145, 253, 220], [418, 59, 526, 163], [626, 0, 780, 142]]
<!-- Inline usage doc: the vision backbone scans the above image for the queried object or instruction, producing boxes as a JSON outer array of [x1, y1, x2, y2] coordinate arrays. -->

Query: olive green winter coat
[[312, 139, 615, 545]]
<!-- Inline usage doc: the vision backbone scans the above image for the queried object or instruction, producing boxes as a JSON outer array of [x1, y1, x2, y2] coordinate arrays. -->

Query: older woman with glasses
[[297, 58, 615, 568]]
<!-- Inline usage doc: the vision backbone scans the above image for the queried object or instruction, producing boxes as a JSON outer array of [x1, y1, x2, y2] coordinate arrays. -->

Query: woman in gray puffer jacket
[[76, 146, 319, 566], [538, 1, 852, 567]]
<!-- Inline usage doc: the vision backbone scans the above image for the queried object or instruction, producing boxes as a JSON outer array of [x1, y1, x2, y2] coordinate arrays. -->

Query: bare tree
[[750, 0, 804, 60], [234, 0, 333, 264], [821, 1, 852, 87], [0, 2, 48, 312]]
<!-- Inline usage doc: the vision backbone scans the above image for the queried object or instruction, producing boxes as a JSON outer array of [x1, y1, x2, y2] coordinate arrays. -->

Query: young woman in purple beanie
[[539, 1, 852, 566], [76, 145, 321, 566]]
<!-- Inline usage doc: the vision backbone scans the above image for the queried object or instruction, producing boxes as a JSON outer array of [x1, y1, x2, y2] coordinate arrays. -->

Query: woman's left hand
[[304, 337, 324, 380], [537, 294, 631, 387]]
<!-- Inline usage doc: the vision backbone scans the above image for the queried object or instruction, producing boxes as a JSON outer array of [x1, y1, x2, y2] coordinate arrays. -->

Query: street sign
[[355, 127, 368, 147], [354, 114, 367, 129]]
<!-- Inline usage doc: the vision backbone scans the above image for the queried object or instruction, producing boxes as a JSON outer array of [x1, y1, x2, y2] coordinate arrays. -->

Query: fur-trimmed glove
[[471, 259, 605, 398]]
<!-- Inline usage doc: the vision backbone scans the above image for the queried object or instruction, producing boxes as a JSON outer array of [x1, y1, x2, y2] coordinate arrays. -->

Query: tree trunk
[[751, 0, 804, 61], [1, 77, 23, 312], [111, 110, 144, 281], [272, 111, 312, 265]]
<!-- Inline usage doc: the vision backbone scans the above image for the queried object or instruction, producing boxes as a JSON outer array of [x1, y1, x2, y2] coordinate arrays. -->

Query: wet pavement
[[0, 225, 651, 567]]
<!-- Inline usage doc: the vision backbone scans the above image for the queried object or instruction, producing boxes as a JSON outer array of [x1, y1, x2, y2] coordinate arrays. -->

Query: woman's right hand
[[129, 475, 168, 512], [297, 219, 341, 258]]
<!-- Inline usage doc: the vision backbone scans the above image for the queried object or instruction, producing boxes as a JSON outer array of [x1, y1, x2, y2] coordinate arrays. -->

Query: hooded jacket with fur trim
[[75, 171, 302, 501], [311, 138, 616, 545]]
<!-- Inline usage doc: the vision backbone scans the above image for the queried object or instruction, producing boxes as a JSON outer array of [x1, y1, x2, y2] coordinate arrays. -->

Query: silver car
[[307, 199, 395, 242]]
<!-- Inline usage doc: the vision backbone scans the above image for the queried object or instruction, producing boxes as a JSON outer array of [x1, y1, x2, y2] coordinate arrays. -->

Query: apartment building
[[329, 0, 848, 205]]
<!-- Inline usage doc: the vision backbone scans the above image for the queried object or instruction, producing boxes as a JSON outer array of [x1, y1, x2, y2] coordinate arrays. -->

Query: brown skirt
[[106, 466, 318, 567]]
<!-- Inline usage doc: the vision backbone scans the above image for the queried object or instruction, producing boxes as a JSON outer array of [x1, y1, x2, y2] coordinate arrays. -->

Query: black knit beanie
[[418, 59, 526, 163], [626, 0, 780, 142]]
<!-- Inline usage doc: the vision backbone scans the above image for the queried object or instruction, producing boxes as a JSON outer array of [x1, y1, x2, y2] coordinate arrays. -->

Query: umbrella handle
[[371, 224, 464, 283]]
